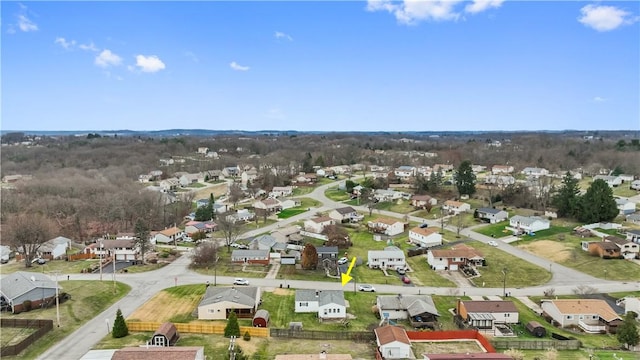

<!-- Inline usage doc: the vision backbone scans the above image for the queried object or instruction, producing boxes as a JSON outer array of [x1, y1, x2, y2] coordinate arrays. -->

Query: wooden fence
[[126, 321, 269, 338], [491, 339, 581, 350], [270, 328, 375, 342], [407, 330, 496, 353], [67, 253, 96, 261], [0, 319, 53, 356]]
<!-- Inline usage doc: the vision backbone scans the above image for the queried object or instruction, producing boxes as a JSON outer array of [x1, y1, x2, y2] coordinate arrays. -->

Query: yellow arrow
[[341, 257, 357, 287]]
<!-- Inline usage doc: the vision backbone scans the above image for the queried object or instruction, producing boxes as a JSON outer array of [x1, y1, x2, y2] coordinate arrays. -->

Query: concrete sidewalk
[[517, 296, 543, 315]]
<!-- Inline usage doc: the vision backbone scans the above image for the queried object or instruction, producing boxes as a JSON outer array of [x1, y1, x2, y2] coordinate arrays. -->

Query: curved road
[[38, 179, 640, 360]]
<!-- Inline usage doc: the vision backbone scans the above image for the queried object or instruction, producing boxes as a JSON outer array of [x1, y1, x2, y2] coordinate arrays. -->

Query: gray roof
[[231, 249, 269, 258], [477, 208, 504, 215], [316, 246, 338, 254], [377, 295, 439, 317], [510, 215, 549, 227], [198, 286, 258, 308], [254, 235, 277, 248], [0, 271, 59, 301], [334, 207, 357, 215], [295, 290, 346, 307], [272, 243, 287, 251]]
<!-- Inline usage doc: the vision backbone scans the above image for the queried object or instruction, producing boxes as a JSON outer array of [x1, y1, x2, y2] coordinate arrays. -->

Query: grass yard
[[193, 258, 271, 279], [187, 182, 206, 188], [0, 327, 38, 347], [613, 186, 638, 198], [296, 197, 321, 209], [517, 350, 639, 360], [1, 280, 130, 360], [128, 284, 206, 323], [292, 186, 314, 196], [122, 262, 168, 274], [0, 258, 101, 275], [324, 187, 351, 202], [474, 221, 513, 238], [411, 206, 442, 220], [412, 340, 484, 355], [277, 209, 307, 219], [374, 200, 416, 214], [516, 235, 640, 281]]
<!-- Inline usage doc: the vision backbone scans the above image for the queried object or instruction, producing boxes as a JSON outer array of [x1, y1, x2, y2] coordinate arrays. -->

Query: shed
[[525, 321, 546, 338], [150, 322, 180, 346], [253, 309, 270, 327]]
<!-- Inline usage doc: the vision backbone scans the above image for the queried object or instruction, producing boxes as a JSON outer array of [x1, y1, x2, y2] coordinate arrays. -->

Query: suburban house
[[621, 296, 640, 315], [110, 346, 205, 360], [329, 207, 363, 223], [184, 221, 217, 235], [376, 294, 439, 323], [230, 250, 270, 265], [99, 239, 138, 261], [427, 245, 485, 271], [159, 178, 179, 192], [616, 198, 636, 215], [275, 353, 352, 360], [368, 246, 406, 270], [38, 236, 73, 260], [222, 166, 240, 177], [408, 227, 442, 248], [584, 241, 622, 259], [603, 236, 639, 259], [491, 165, 514, 174], [374, 325, 412, 360], [149, 322, 180, 346], [541, 299, 622, 333], [269, 186, 293, 198], [433, 164, 454, 173], [226, 209, 255, 223], [627, 213, 640, 225], [197, 286, 261, 320], [456, 300, 519, 333], [270, 226, 302, 244], [0, 272, 61, 313], [179, 173, 203, 187], [374, 189, 408, 202], [442, 200, 471, 215], [304, 216, 335, 234], [154, 227, 184, 244], [138, 174, 152, 183], [593, 175, 622, 187], [507, 215, 550, 235], [367, 218, 405, 236], [253, 198, 282, 213], [631, 179, 640, 190], [294, 290, 346, 320], [410, 195, 437, 209], [626, 229, 640, 243], [316, 246, 339, 263], [521, 167, 549, 177], [250, 235, 278, 251], [484, 175, 516, 186], [476, 208, 509, 224], [394, 166, 416, 180], [204, 169, 221, 181]]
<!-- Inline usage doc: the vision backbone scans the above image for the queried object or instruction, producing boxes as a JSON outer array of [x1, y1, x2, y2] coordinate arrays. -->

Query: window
[[566, 315, 573, 320]]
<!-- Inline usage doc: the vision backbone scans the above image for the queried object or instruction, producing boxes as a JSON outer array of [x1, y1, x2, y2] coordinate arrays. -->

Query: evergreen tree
[[551, 172, 580, 217], [209, 193, 216, 220], [195, 205, 212, 221], [576, 179, 619, 223], [301, 243, 318, 270], [134, 219, 150, 265], [454, 160, 476, 196], [224, 311, 241, 338], [112, 308, 128, 338], [617, 312, 639, 348]]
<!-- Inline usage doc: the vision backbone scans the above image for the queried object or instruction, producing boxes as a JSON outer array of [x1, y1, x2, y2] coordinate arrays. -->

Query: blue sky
[[2, 1, 639, 131]]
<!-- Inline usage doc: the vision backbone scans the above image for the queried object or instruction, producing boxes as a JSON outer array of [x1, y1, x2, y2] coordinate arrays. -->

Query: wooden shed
[[150, 322, 180, 346], [525, 321, 546, 338], [253, 309, 270, 327]]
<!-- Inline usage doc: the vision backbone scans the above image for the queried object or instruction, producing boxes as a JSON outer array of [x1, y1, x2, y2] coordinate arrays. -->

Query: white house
[[154, 227, 184, 244], [476, 208, 509, 224], [197, 286, 260, 320], [38, 236, 72, 259], [426, 245, 485, 271], [456, 300, 519, 332], [368, 246, 406, 269], [295, 290, 346, 320], [442, 200, 471, 215], [304, 216, 334, 234], [521, 167, 549, 177], [491, 165, 514, 174], [394, 166, 416, 179], [616, 198, 636, 215], [631, 180, 640, 190], [367, 218, 405, 236], [159, 178, 179, 192], [374, 326, 412, 360], [408, 227, 442, 248], [603, 236, 640, 260], [484, 175, 515, 186], [593, 175, 622, 187], [269, 186, 293, 198], [508, 215, 550, 235], [329, 207, 363, 223], [100, 239, 138, 261], [253, 198, 282, 213], [541, 299, 622, 334], [622, 297, 640, 316], [226, 209, 255, 223], [179, 173, 203, 187]]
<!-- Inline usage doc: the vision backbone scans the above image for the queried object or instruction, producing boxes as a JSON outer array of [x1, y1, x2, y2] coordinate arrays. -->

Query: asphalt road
[[37, 179, 640, 360]]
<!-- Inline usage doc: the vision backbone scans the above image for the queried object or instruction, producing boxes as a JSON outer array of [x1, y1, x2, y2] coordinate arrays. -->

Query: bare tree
[[190, 242, 220, 268], [217, 213, 241, 250], [5, 213, 57, 267], [134, 218, 151, 265], [227, 183, 244, 209]]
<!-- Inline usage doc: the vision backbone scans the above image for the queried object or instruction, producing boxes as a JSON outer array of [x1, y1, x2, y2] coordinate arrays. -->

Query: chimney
[[319, 351, 327, 360], [315, 290, 319, 297]]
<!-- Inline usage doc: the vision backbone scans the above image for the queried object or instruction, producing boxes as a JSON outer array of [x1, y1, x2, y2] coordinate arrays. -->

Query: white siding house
[[367, 218, 405, 236], [408, 227, 442, 248], [508, 216, 550, 234], [368, 246, 406, 269], [374, 326, 412, 359], [295, 290, 346, 320]]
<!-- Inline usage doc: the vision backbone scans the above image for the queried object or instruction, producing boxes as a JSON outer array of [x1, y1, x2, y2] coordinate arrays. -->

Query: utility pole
[[502, 267, 508, 297], [99, 240, 103, 281], [50, 270, 61, 327], [112, 253, 116, 294]]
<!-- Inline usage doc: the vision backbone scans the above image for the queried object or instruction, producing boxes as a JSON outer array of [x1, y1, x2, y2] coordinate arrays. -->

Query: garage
[[450, 264, 458, 271]]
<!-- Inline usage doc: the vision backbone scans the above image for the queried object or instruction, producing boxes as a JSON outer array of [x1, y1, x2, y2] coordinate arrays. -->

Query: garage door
[[450, 264, 458, 271]]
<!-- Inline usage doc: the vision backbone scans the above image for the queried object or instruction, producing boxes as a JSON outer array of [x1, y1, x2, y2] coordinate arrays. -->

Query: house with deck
[[602, 236, 639, 259], [507, 215, 550, 235], [442, 200, 471, 215], [408, 227, 442, 248], [368, 246, 406, 269], [197, 286, 261, 320], [476, 208, 508, 224], [426, 245, 484, 271], [329, 207, 363, 223], [376, 294, 439, 324], [541, 299, 622, 334], [294, 290, 346, 320], [411, 195, 437, 209], [304, 216, 334, 234], [456, 300, 519, 334], [367, 218, 405, 236]]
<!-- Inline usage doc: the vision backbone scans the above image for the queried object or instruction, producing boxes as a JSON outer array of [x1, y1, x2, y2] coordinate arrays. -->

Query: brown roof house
[[427, 245, 485, 271], [149, 322, 180, 346], [541, 299, 622, 334], [585, 241, 621, 259], [374, 325, 413, 359], [111, 346, 205, 360], [456, 300, 519, 335]]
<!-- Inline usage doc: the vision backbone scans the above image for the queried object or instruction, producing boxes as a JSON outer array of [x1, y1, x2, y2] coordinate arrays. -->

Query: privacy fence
[[126, 321, 269, 338], [0, 319, 53, 357]]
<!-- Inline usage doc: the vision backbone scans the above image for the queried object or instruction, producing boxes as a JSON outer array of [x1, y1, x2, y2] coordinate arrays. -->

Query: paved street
[[37, 179, 640, 359]]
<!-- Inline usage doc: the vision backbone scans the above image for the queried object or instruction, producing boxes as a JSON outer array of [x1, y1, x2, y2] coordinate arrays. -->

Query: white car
[[337, 257, 349, 265], [233, 278, 250, 285], [358, 284, 376, 292], [488, 240, 498, 247]]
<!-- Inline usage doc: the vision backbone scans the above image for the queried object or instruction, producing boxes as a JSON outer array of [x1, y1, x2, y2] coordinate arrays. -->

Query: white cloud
[[135, 55, 166, 73], [367, 0, 463, 24], [578, 4, 638, 32], [17, 13, 38, 32], [95, 49, 122, 68], [593, 96, 606, 103], [465, 0, 504, 14], [54, 37, 76, 49], [275, 31, 293, 41], [230, 61, 250, 71], [79, 42, 99, 52]]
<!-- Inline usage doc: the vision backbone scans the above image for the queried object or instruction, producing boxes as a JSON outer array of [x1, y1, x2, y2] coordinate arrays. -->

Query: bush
[[22, 300, 32, 312], [243, 330, 251, 341], [224, 311, 240, 338], [159, 251, 170, 259]]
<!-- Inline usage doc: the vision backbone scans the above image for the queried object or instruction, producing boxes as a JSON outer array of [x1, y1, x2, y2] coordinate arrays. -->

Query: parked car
[[182, 236, 193, 243], [358, 284, 376, 292], [488, 240, 498, 247], [233, 278, 249, 285], [401, 275, 411, 284], [396, 267, 406, 275], [337, 257, 349, 265]]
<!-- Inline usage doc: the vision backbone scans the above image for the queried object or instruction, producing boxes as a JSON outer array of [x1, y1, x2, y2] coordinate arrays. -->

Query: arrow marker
[[341, 257, 357, 287]]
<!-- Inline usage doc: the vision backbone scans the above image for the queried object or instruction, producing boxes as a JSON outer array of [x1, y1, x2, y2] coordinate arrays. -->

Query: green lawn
[[473, 221, 512, 238], [613, 186, 638, 198], [411, 206, 442, 220], [296, 197, 321, 209], [374, 201, 416, 214], [2, 281, 130, 360], [187, 183, 206, 188], [517, 350, 638, 360], [292, 186, 314, 196], [123, 263, 168, 273], [1, 258, 101, 275], [191, 253, 271, 279], [324, 188, 351, 202], [277, 209, 307, 219]]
